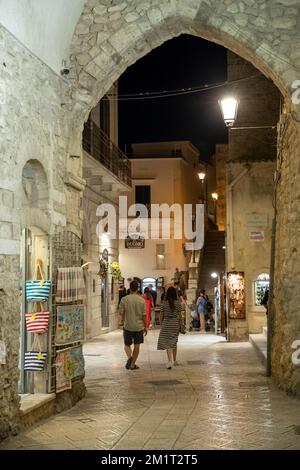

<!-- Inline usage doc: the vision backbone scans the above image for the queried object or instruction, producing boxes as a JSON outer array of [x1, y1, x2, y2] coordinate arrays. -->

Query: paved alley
[[1, 330, 300, 450]]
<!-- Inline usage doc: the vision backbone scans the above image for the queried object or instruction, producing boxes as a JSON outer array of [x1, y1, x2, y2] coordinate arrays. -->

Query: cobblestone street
[[1, 330, 300, 450]]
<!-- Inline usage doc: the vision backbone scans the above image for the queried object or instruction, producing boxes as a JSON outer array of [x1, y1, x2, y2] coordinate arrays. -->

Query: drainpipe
[[227, 164, 250, 270]]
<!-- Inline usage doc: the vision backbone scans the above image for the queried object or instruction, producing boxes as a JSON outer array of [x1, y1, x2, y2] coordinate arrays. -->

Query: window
[[156, 244, 165, 270], [135, 185, 151, 205], [135, 185, 151, 217], [254, 273, 270, 306], [100, 95, 110, 138]]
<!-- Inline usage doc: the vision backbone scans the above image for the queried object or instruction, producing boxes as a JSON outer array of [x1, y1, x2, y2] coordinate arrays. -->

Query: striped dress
[[157, 300, 181, 350]]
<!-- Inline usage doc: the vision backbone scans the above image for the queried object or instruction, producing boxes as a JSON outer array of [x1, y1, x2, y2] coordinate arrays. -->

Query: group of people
[[119, 280, 185, 371]]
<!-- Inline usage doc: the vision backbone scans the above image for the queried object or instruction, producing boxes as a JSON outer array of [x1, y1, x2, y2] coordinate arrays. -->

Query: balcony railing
[[83, 118, 131, 187]]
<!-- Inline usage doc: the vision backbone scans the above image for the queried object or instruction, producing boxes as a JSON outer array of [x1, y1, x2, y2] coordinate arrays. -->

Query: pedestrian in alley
[[261, 288, 269, 315], [119, 280, 147, 370], [142, 287, 154, 329], [196, 289, 207, 333], [157, 286, 181, 369], [148, 283, 157, 307]]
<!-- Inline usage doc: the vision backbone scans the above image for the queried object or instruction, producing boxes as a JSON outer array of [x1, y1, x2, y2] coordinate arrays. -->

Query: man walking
[[119, 280, 147, 370]]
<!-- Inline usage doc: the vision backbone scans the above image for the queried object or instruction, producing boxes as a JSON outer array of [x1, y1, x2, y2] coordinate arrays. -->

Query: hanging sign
[[246, 213, 268, 226], [249, 231, 265, 241], [125, 237, 145, 249]]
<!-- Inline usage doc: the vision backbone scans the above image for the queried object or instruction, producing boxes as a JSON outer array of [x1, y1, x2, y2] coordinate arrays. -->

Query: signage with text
[[125, 237, 145, 249]]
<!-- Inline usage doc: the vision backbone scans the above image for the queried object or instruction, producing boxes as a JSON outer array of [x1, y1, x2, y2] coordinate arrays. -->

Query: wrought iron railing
[[83, 118, 131, 187]]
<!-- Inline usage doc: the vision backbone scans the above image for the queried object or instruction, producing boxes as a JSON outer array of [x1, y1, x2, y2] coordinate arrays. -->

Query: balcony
[[83, 118, 131, 187]]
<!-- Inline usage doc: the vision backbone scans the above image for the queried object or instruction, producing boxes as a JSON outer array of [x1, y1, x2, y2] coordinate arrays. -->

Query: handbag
[[25, 304, 49, 333], [179, 314, 186, 334], [179, 321, 186, 334], [24, 335, 47, 371], [26, 264, 51, 302]]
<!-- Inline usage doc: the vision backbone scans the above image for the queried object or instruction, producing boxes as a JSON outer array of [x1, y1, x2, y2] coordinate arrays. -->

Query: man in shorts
[[119, 280, 147, 370]]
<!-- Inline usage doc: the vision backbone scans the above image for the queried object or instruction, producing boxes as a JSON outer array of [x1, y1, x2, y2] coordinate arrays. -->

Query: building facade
[[119, 141, 201, 292], [82, 84, 131, 339]]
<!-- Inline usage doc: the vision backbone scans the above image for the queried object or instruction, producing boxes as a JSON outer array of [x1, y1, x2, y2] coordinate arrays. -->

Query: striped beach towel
[[24, 351, 47, 371], [56, 267, 86, 303], [25, 312, 49, 333]]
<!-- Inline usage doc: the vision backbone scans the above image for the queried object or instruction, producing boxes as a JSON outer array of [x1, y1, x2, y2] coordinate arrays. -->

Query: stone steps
[[249, 334, 267, 366]]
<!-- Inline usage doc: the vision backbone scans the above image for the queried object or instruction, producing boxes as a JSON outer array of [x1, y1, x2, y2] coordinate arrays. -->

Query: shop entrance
[[19, 226, 50, 394]]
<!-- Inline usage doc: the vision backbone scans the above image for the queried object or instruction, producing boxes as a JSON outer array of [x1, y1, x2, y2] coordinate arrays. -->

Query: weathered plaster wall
[[227, 161, 275, 340]]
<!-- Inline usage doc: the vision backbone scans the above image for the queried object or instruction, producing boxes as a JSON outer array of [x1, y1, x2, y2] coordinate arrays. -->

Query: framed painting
[[227, 272, 246, 320], [56, 304, 84, 345]]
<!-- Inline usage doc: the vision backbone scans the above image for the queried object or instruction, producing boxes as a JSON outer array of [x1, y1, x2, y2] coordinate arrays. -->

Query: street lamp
[[198, 171, 206, 183], [211, 192, 218, 202], [219, 96, 239, 127], [211, 272, 218, 279], [198, 171, 206, 205]]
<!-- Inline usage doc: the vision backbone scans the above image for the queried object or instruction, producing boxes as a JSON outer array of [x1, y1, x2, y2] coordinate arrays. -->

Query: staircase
[[198, 230, 225, 293]]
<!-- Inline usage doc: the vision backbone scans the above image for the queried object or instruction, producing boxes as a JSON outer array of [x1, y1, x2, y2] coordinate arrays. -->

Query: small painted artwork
[[56, 350, 72, 393], [227, 272, 246, 319], [66, 345, 85, 380], [56, 304, 84, 345]]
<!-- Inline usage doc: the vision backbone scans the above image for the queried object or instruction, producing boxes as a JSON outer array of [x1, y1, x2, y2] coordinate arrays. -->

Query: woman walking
[[157, 286, 181, 369], [142, 287, 154, 329]]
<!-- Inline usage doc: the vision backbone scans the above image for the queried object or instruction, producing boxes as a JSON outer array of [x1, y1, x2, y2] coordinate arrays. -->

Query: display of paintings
[[55, 345, 85, 392], [227, 272, 246, 319], [56, 304, 84, 345], [56, 350, 72, 393]]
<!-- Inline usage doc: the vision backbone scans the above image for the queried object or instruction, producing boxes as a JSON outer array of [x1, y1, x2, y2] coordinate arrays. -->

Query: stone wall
[[272, 110, 300, 396], [70, 0, 300, 121], [215, 144, 228, 231], [227, 50, 281, 163], [0, 25, 82, 440]]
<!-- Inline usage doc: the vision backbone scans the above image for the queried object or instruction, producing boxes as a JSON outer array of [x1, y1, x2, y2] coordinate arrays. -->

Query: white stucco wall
[[0, 0, 85, 73]]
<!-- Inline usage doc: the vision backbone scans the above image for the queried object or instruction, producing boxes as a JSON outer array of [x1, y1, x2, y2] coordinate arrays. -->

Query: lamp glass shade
[[219, 97, 239, 127], [198, 172, 206, 182], [212, 192, 218, 201]]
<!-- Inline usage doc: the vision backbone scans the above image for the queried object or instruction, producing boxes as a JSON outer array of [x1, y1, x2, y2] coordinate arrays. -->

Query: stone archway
[[67, 1, 300, 397], [69, 0, 300, 121]]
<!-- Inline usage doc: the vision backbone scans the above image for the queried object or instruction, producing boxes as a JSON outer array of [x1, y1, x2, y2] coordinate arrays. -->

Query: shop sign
[[125, 237, 145, 249], [246, 213, 268, 226], [249, 231, 265, 241]]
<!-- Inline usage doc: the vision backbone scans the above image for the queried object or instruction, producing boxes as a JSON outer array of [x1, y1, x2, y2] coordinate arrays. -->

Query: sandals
[[125, 357, 132, 369]]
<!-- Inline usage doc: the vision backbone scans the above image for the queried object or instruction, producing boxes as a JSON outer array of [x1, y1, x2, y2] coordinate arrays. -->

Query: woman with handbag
[[157, 286, 182, 369]]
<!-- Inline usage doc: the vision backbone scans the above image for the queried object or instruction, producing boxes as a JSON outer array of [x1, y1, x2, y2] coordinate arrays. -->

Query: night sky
[[118, 34, 228, 160]]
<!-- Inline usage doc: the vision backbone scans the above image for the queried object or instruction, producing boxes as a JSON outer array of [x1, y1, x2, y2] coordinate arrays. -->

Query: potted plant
[[110, 261, 122, 282]]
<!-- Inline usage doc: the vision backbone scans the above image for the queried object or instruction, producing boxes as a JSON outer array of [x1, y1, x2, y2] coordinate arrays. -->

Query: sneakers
[[166, 361, 172, 369]]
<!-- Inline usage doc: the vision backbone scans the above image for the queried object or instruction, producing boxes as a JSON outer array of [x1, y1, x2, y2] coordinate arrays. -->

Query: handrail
[[83, 118, 132, 187]]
